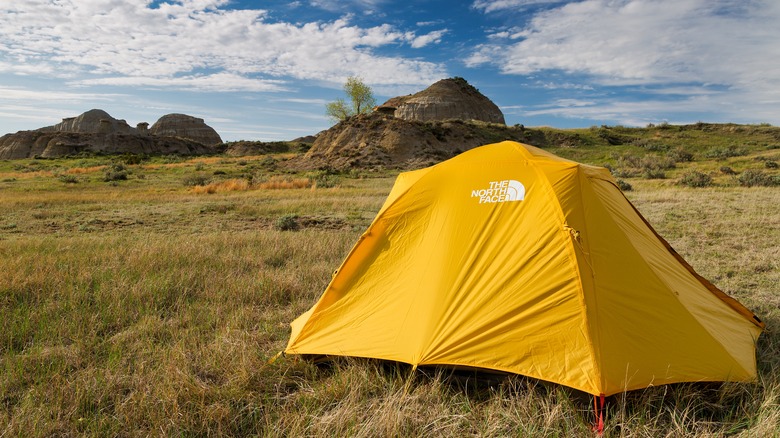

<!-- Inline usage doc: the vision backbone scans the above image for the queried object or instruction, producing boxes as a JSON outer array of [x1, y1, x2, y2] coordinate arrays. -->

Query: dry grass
[[192, 178, 251, 194], [0, 170, 53, 179], [65, 165, 107, 174], [259, 176, 313, 190], [0, 155, 778, 437]]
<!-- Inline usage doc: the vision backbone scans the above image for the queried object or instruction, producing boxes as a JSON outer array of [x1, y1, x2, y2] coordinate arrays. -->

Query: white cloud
[[469, 0, 780, 88], [468, 0, 780, 123], [520, 88, 780, 127], [0, 1, 446, 92], [472, 0, 567, 13], [308, 0, 387, 14], [0, 86, 125, 103], [71, 73, 289, 93], [408, 29, 449, 49]]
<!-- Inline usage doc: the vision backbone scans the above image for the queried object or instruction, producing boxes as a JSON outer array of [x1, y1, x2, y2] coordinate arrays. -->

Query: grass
[[1, 135, 779, 436]]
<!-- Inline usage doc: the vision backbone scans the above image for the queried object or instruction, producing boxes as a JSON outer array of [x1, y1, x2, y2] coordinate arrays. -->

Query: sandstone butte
[[0, 109, 222, 159]]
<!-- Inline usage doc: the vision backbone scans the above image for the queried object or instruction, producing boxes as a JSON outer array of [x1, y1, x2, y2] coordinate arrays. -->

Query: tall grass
[[192, 178, 251, 194], [259, 176, 313, 190], [1, 155, 778, 436]]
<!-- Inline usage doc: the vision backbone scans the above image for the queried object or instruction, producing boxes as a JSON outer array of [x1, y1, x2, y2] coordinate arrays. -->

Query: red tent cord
[[592, 394, 605, 435]]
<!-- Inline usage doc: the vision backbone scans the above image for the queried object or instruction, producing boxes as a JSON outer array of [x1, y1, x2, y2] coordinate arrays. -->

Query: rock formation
[[378, 77, 505, 124], [150, 114, 222, 146], [295, 111, 540, 171], [0, 109, 223, 159], [42, 108, 136, 134]]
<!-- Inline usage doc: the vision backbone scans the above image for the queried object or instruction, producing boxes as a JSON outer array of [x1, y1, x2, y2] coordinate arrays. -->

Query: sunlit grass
[[0, 149, 778, 436]]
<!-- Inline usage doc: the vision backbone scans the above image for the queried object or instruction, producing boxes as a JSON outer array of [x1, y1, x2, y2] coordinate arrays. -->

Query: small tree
[[326, 76, 376, 122]]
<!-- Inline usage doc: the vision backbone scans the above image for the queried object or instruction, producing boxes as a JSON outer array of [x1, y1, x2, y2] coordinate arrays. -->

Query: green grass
[[1, 131, 779, 436]]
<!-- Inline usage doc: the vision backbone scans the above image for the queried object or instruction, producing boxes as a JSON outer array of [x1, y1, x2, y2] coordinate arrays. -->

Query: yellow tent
[[285, 141, 764, 396]]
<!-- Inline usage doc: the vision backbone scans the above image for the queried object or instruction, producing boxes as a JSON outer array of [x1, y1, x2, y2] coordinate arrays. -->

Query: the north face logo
[[471, 180, 525, 204]]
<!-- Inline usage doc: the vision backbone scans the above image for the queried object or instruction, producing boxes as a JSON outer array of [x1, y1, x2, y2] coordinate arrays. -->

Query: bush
[[309, 169, 342, 188], [610, 168, 640, 178], [104, 170, 128, 182], [668, 147, 694, 162], [633, 139, 669, 151], [643, 168, 666, 179], [765, 160, 778, 169], [720, 166, 736, 175], [120, 154, 149, 165], [615, 179, 633, 191], [738, 169, 780, 187], [640, 155, 676, 170], [678, 171, 713, 188], [162, 155, 184, 164], [182, 174, 210, 187], [704, 145, 746, 159], [275, 214, 299, 231], [58, 174, 79, 184]]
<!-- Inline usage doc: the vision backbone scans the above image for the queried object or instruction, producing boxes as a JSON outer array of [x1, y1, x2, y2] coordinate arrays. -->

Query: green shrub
[[643, 168, 666, 179], [765, 160, 778, 169], [615, 154, 641, 169], [275, 214, 299, 231], [720, 166, 736, 175], [738, 169, 780, 187], [640, 155, 676, 170], [611, 168, 640, 178], [667, 147, 693, 162], [615, 179, 633, 191], [162, 155, 184, 163], [182, 174, 210, 187], [678, 171, 713, 188], [120, 154, 149, 165], [260, 157, 277, 170], [704, 145, 746, 159], [633, 139, 669, 151], [58, 174, 79, 184], [104, 170, 128, 182], [308, 169, 342, 188]]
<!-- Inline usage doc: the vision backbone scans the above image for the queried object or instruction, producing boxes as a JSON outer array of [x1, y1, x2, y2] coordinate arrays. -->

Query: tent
[[285, 141, 764, 397]]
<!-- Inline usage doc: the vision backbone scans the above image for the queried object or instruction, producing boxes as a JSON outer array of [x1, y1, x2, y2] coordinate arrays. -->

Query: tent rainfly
[[285, 141, 764, 397]]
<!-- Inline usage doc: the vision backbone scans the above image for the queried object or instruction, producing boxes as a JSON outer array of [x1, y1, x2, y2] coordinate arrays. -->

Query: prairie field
[[1, 141, 779, 436]]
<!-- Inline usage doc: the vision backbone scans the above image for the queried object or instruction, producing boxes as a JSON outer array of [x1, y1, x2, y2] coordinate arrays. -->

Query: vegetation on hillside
[[1, 124, 778, 436], [325, 76, 377, 122]]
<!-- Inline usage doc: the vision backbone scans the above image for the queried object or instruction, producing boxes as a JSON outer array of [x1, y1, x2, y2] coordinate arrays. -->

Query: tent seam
[[522, 148, 604, 395]]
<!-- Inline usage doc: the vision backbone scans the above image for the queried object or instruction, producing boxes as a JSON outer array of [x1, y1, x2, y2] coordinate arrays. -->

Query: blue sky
[[2, 0, 779, 141]]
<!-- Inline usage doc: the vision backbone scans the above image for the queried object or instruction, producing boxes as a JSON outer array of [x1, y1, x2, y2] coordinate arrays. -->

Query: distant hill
[[0, 109, 222, 159]]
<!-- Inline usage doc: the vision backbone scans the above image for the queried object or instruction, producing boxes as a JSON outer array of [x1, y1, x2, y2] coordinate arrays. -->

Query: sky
[[2, 0, 780, 141]]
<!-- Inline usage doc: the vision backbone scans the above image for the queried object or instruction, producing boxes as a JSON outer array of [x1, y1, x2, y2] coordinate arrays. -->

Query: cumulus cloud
[[408, 29, 449, 49], [468, 0, 780, 124], [468, 0, 780, 87], [0, 0, 446, 92], [472, 0, 568, 13], [70, 73, 289, 93]]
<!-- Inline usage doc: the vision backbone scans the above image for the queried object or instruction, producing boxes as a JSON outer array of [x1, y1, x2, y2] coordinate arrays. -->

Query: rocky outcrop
[[150, 114, 222, 146], [379, 77, 505, 124], [0, 109, 223, 158], [42, 109, 136, 134], [294, 112, 536, 171], [0, 131, 215, 159]]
